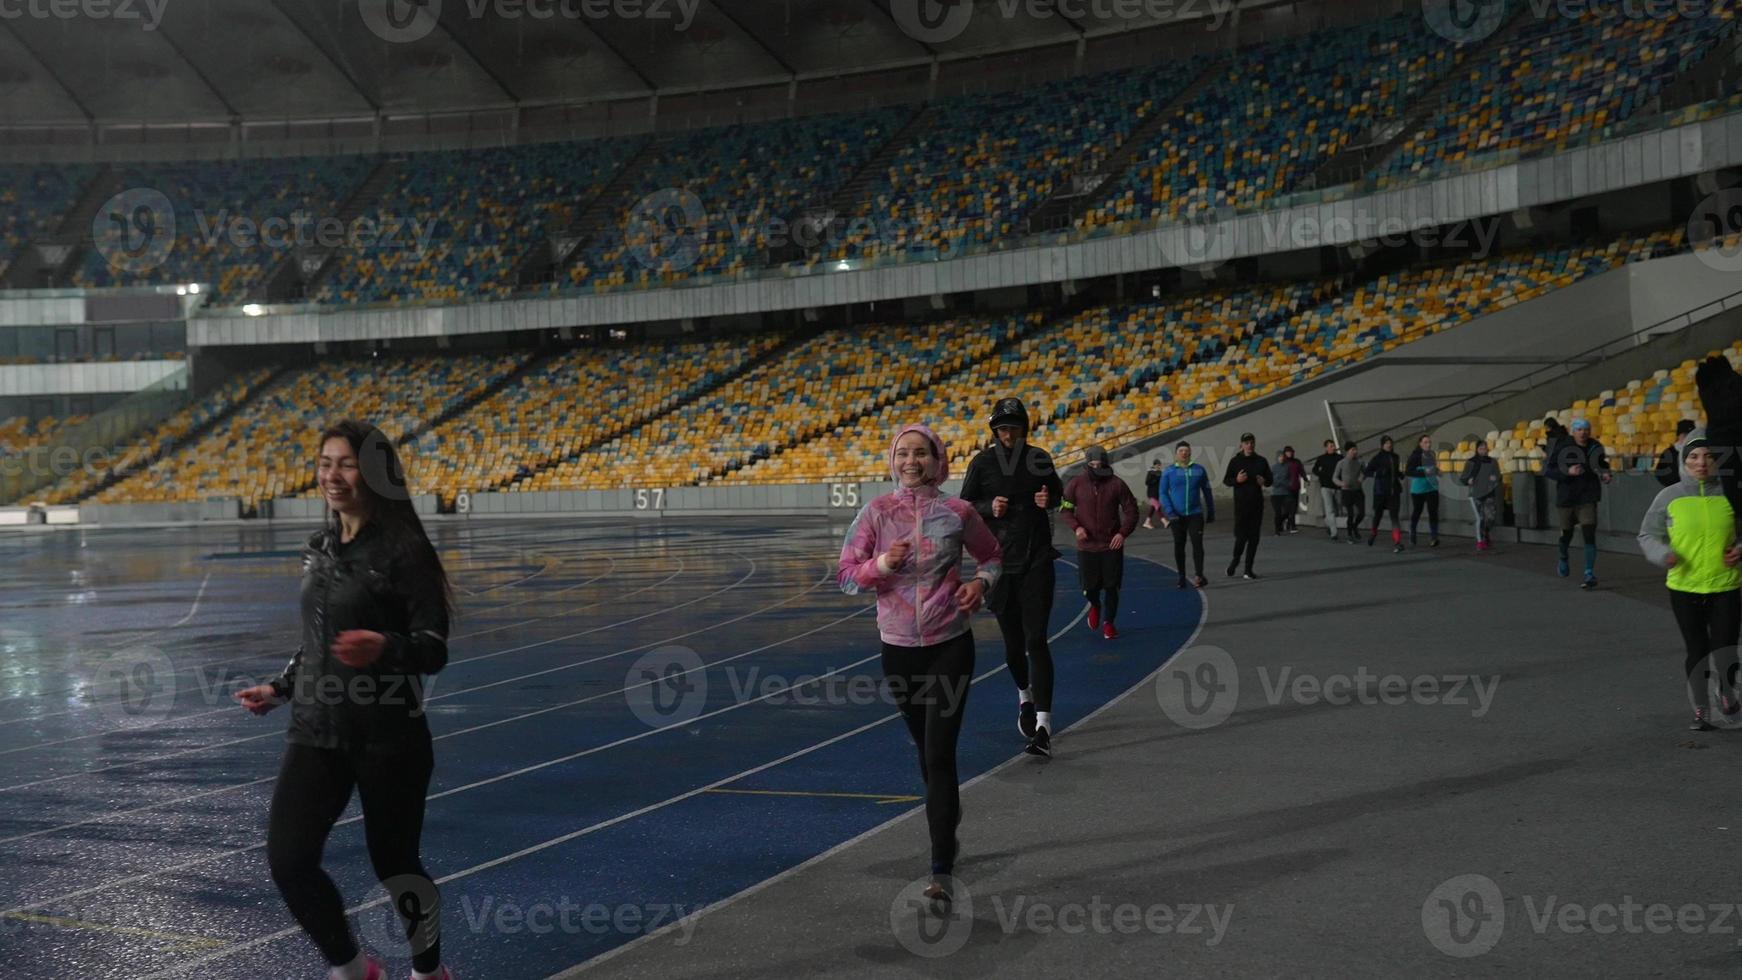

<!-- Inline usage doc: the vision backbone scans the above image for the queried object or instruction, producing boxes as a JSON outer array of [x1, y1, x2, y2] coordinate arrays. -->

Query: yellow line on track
[[1, 911, 228, 949]]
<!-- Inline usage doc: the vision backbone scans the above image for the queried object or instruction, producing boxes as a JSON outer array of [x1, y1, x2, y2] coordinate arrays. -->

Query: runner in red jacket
[[1061, 445, 1140, 641]]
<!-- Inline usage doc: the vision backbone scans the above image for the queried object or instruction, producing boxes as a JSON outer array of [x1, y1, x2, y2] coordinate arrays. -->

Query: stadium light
[[187, 283, 201, 294], [242, 304, 265, 317]]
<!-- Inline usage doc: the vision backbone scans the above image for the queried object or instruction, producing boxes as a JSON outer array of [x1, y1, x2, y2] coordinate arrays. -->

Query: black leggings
[[994, 563, 1056, 712], [268, 737, 442, 974], [1170, 512, 1205, 577], [1270, 495, 1292, 534], [1340, 490, 1366, 538], [1409, 491, 1440, 538], [1078, 549, 1126, 622], [882, 631, 975, 876], [1670, 589, 1742, 710], [1369, 494, 1401, 535], [1230, 498, 1263, 572]]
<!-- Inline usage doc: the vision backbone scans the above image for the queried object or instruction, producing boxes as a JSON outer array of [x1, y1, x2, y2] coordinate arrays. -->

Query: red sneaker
[[1102, 621, 1118, 640], [1087, 606, 1101, 631]]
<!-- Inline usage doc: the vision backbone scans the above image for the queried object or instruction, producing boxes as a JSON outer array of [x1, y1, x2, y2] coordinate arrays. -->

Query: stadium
[[1, 0, 1741, 975]]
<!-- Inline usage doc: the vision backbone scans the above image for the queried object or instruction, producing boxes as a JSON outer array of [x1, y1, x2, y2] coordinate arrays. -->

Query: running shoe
[[1557, 556, 1569, 577], [408, 970, 452, 980], [1392, 543, 1404, 554], [1087, 606, 1101, 631], [1242, 571, 1260, 581], [1176, 577, 1188, 590], [1722, 692, 1741, 717], [1024, 727, 1052, 758], [1581, 576, 1597, 591], [1226, 560, 1239, 578], [1692, 708, 1716, 732], [1193, 574, 1208, 588], [1102, 622, 1118, 640], [1430, 538, 1440, 548], [1019, 701, 1037, 739], [923, 878, 953, 908]]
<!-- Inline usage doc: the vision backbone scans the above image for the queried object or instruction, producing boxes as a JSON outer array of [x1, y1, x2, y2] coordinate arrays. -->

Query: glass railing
[[0, 363, 190, 505]]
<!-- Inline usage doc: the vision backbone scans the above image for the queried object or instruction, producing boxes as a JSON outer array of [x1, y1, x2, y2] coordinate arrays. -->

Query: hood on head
[[890, 424, 948, 486], [1085, 444, 1113, 479]]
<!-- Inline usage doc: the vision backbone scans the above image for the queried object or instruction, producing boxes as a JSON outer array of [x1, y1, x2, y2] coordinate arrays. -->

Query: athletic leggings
[[1409, 491, 1440, 539], [1270, 495, 1292, 535], [1369, 494, 1401, 538], [1340, 490, 1365, 539], [1170, 512, 1206, 578], [882, 631, 975, 876], [1230, 497, 1263, 572], [1671, 589, 1741, 710], [1469, 494, 1497, 544], [994, 563, 1056, 712], [268, 736, 442, 974]]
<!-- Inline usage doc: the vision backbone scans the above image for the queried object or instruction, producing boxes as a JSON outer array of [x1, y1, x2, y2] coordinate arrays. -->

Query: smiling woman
[[232, 419, 456, 980]]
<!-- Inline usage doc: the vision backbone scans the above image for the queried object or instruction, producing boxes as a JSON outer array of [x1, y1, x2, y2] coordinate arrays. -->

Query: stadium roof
[[0, 0, 1286, 127]]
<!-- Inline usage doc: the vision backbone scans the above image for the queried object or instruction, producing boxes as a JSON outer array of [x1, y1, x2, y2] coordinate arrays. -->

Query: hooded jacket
[[1459, 454, 1502, 499], [1639, 432, 1739, 594], [1222, 451, 1273, 504], [1364, 449, 1403, 499], [1542, 434, 1609, 507], [839, 424, 1003, 648], [1273, 455, 1306, 494], [959, 437, 1064, 574], [1405, 446, 1442, 496], [1160, 460, 1215, 520], [1061, 457, 1139, 553], [270, 520, 450, 750]]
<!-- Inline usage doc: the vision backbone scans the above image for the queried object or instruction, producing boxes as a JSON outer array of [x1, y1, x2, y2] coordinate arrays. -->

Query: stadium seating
[[0, 414, 84, 457], [1081, 14, 1457, 228], [97, 354, 529, 508], [1383, 6, 1739, 183], [570, 109, 909, 290], [317, 141, 633, 306], [827, 65, 1205, 261], [73, 157, 376, 307], [405, 335, 782, 501], [0, 165, 93, 272]]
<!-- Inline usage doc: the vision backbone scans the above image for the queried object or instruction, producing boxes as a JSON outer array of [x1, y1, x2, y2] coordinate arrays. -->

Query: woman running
[[1638, 429, 1742, 731], [236, 420, 454, 980], [839, 423, 1002, 902]]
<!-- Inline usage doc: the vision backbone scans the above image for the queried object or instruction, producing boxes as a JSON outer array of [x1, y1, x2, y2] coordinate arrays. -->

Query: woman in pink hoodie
[[838, 423, 1002, 901]]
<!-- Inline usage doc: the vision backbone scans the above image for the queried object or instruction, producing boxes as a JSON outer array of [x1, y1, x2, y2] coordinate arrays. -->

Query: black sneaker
[[1242, 571, 1260, 580], [1581, 576, 1597, 591], [1018, 701, 1037, 739], [1193, 574, 1208, 588], [923, 877, 953, 909], [1024, 726, 1052, 758], [1226, 561, 1239, 578], [1177, 577, 1189, 590], [1392, 543, 1405, 554], [1430, 538, 1440, 548], [1367, 535, 1376, 547], [1692, 708, 1716, 732]]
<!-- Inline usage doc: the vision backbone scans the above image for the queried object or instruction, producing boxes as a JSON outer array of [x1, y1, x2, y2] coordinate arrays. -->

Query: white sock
[[1037, 711, 1053, 733], [1018, 688, 1033, 706], [330, 955, 368, 980]]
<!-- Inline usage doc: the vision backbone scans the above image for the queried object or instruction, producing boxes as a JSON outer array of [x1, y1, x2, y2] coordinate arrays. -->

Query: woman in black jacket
[[236, 420, 454, 980]]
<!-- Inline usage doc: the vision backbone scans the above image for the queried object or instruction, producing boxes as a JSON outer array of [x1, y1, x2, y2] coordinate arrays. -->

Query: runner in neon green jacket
[[1637, 429, 1742, 730]]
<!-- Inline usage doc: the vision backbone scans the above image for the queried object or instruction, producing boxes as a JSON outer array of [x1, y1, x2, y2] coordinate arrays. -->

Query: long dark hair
[[319, 419, 454, 621]]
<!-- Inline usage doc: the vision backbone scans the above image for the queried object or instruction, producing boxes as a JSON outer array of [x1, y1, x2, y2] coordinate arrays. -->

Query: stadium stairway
[[550, 134, 666, 286], [4, 164, 118, 289], [776, 103, 937, 266], [258, 156, 404, 304]]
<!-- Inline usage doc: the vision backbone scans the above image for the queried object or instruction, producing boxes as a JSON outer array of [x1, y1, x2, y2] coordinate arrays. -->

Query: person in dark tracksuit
[[1334, 442, 1366, 544], [1656, 419, 1697, 488], [1459, 439, 1503, 553], [1638, 430, 1742, 731], [1365, 435, 1405, 553], [1143, 458, 1164, 529], [1222, 432, 1272, 580], [958, 396, 1064, 758], [1160, 441, 1215, 588], [235, 420, 454, 980], [1697, 354, 1742, 516], [1542, 418, 1611, 590], [1061, 446, 1139, 640], [1310, 439, 1342, 539]]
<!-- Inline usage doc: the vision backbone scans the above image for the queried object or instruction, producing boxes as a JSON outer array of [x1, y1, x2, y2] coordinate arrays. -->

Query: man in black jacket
[[1543, 417, 1611, 589], [1309, 438, 1342, 539], [1697, 353, 1742, 513], [1222, 432, 1272, 580], [959, 396, 1065, 757]]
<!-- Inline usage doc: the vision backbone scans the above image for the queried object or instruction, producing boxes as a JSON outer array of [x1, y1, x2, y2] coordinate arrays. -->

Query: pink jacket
[[838, 424, 1003, 648]]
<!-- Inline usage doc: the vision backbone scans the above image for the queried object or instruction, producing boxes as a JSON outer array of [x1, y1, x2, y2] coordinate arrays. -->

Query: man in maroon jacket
[[1062, 445, 1140, 640]]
